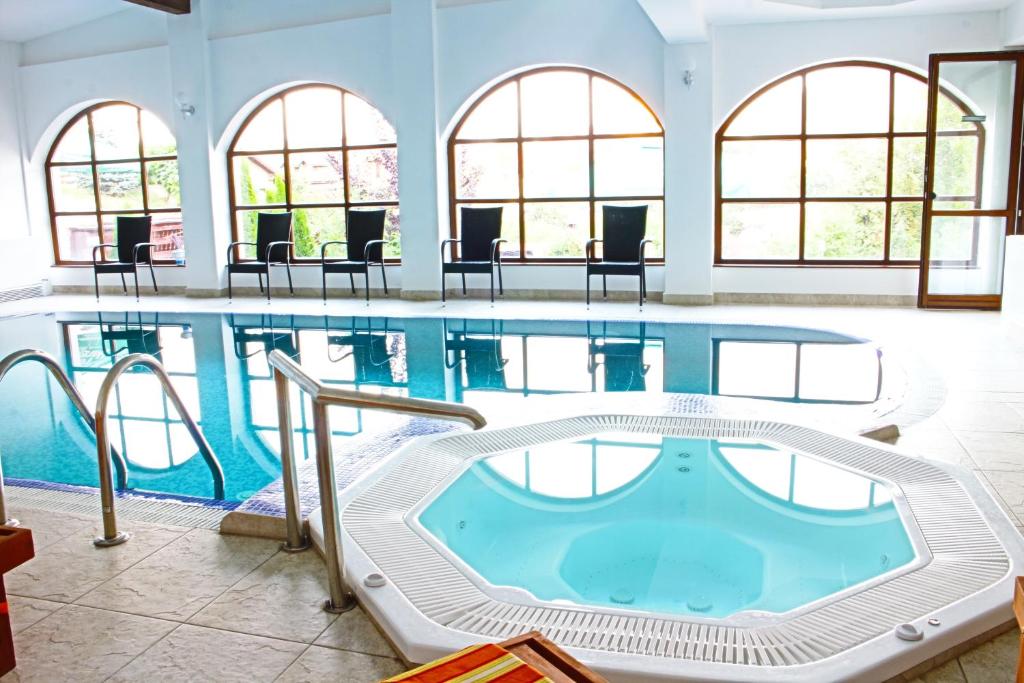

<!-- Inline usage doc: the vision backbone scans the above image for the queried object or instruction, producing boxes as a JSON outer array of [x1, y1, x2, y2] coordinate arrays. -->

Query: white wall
[[1, 0, 1016, 299], [0, 41, 38, 288]]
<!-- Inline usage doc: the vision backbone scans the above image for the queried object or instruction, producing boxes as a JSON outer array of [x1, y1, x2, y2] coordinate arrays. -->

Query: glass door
[[919, 52, 1024, 309]]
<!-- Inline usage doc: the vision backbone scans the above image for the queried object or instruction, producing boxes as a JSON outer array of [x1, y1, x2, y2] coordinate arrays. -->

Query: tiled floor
[[3, 295, 1024, 681]]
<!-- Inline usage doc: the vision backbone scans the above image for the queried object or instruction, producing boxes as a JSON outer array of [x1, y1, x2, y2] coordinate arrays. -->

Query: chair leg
[[149, 262, 158, 294], [461, 273, 467, 296], [586, 272, 591, 308], [380, 262, 389, 296], [120, 273, 128, 294], [602, 275, 607, 300], [285, 262, 294, 296], [266, 264, 272, 302], [498, 261, 504, 296], [638, 273, 643, 310], [258, 272, 264, 293], [94, 268, 101, 301], [322, 269, 328, 306], [134, 265, 140, 302], [490, 268, 495, 305], [349, 273, 356, 295], [228, 270, 233, 302], [365, 268, 371, 306], [441, 271, 446, 305]]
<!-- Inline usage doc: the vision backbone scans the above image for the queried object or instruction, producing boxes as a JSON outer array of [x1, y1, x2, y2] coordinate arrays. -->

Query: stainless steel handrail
[[0, 349, 129, 528], [267, 349, 486, 613], [93, 353, 226, 547]]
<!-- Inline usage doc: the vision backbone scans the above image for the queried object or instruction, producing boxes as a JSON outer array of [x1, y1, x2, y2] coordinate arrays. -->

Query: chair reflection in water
[[98, 312, 163, 361], [588, 321, 650, 392], [325, 317, 401, 388], [230, 314, 300, 360], [445, 319, 509, 393]]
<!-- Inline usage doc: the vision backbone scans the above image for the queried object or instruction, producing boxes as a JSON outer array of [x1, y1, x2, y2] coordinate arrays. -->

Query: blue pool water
[[0, 311, 886, 503], [419, 434, 914, 618]]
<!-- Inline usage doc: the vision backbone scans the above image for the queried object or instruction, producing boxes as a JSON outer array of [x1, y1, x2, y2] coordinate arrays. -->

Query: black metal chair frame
[[320, 241, 388, 306], [226, 214, 295, 302], [91, 218, 159, 302]]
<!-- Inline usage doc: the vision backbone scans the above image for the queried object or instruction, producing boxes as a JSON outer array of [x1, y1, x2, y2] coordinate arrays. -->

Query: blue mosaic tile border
[[6, 476, 242, 510]]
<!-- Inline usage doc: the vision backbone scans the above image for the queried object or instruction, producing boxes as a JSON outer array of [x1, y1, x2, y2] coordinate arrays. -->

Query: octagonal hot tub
[[319, 414, 1024, 682]]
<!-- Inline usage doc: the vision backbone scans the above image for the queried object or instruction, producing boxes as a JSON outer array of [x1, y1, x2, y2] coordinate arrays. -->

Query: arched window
[[716, 61, 984, 265], [449, 67, 664, 261], [228, 84, 399, 260], [47, 102, 181, 264]]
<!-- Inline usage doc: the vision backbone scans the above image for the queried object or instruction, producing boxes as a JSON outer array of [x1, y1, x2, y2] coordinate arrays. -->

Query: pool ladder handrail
[[93, 353, 225, 547], [266, 348, 486, 613], [0, 349, 130, 528]]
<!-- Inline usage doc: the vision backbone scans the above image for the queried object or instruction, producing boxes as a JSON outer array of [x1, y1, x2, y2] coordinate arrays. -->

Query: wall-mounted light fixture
[[682, 59, 697, 89], [176, 92, 195, 118]]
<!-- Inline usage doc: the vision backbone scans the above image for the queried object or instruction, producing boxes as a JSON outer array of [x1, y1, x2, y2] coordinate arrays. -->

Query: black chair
[[441, 207, 506, 304], [585, 205, 652, 308], [320, 210, 388, 305], [226, 212, 294, 302], [92, 216, 158, 301]]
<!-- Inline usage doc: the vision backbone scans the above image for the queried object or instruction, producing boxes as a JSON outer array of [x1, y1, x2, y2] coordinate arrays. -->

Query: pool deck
[[2, 294, 1024, 681]]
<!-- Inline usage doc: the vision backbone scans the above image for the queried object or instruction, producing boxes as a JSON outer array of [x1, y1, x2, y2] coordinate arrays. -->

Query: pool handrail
[[93, 353, 226, 547], [0, 349, 129, 528], [266, 348, 487, 613]]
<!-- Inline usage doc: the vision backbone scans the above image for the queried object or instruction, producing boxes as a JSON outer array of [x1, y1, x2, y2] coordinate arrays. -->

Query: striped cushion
[[385, 643, 551, 683]]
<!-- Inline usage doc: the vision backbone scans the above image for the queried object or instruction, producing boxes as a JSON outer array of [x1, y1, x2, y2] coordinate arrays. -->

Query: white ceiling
[[640, 0, 1015, 42], [0, 0, 144, 43]]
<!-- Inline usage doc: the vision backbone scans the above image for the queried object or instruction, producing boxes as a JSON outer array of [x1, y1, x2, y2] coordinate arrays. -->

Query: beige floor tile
[[897, 420, 974, 468], [939, 401, 1024, 433], [108, 624, 305, 683], [979, 471, 1024, 524], [7, 595, 62, 634], [277, 646, 404, 682], [4, 507, 94, 550], [314, 607, 399, 658], [6, 521, 186, 602], [76, 529, 279, 620], [1, 604, 175, 683], [954, 431, 1024, 471], [958, 630, 1019, 683], [189, 549, 337, 643]]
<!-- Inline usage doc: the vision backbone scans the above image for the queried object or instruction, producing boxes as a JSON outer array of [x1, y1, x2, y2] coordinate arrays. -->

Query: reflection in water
[[422, 435, 913, 618], [0, 312, 885, 502]]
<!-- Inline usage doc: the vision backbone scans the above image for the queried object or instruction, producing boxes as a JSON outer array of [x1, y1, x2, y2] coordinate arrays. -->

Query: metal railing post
[[274, 366, 309, 552], [312, 401, 357, 613]]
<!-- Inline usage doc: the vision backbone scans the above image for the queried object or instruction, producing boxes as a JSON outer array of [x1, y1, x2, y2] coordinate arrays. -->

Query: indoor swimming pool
[[0, 311, 890, 503]]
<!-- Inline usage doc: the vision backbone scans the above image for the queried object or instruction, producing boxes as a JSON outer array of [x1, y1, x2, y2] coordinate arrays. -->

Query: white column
[[663, 42, 714, 304], [391, 0, 444, 299], [166, 0, 226, 295]]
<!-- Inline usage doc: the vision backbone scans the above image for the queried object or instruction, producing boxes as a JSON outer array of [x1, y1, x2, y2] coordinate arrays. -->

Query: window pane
[[721, 203, 799, 259], [805, 202, 885, 260], [721, 140, 800, 198], [91, 104, 141, 160], [522, 141, 589, 198], [718, 342, 796, 398], [52, 118, 92, 163], [937, 93, 976, 132], [140, 110, 176, 157], [284, 87, 342, 149], [806, 66, 889, 134], [806, 138, 888, 197], [596, 200, 663, 258], [520, 71, 589, 137], [97, 163, 144, 211], [145, 160, 180, 209], [456, 203, 520, 258], [289, 151, 344, 204], [348, 148, 398, 202], [593, 138, 663, 197], [292, 207, 346, 258], [890, 202, 922, 260], [725, 76, 802, 136], [56, 215, 100, 261], [235, 99, 284, 151], [893, 74, 927, 133], [233, 154, 286, 206], [454, 143, 518, 199], [892, 137, 925, 197], [523, 202, 588, 258], [934, 135, 979, 198], [50, 165, 96, 211], [591, 77, 660, 135], [930, 215, 976, 261], [151, 213, 185, 262], [344, 93, 395, 145], [457, 81, 518, 139]]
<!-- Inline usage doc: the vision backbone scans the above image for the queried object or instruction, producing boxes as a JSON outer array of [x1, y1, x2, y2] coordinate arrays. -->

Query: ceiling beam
[[637, 0, 707, 44], [123, 0, 191, 15]]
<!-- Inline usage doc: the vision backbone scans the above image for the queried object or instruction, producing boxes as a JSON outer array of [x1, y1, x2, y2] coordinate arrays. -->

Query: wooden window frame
[[447, 66, 665, 264], [227, 83, 399, 263], [714, 60, 985, 267], [46, 101, 181, 266]]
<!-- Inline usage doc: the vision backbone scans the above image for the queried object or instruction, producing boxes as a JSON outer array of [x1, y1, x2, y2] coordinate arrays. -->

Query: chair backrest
[[460, 207, 503, 261], [602, 205, 648, 262], [116, 216, 153, 264], [347, 209, 387, 262], [255, 212, 293, 262]]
